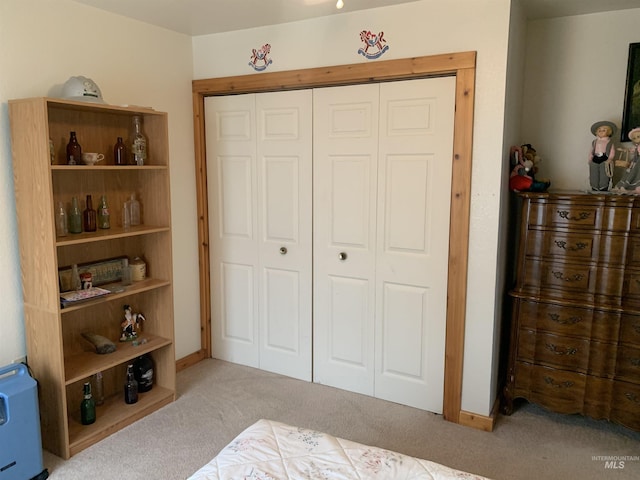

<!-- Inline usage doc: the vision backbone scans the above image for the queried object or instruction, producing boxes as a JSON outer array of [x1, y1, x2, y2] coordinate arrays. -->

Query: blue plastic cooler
[[0, 363, 48, 480]]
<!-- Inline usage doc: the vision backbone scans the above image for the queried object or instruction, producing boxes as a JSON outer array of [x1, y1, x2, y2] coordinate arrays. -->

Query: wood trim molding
[[192, 51, 476, 425], [176, 349, 207, 372], [458, 395, 501, 432]]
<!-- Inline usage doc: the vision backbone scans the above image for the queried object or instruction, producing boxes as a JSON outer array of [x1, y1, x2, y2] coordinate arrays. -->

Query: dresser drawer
[[527, 196, 633, 232], [520, 259, 624, 303], [621, 314, 640, 344], [516, 299, 619, 342], [616, 345, 640, 383], [513, 362, 586, 414], [517, 329, 616, 376], [611, 380, 640, 430], [524, 230, 626, 265]]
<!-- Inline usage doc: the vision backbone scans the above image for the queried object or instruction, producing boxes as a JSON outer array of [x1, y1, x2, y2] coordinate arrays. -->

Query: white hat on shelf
[[61, 76, 106, 104]]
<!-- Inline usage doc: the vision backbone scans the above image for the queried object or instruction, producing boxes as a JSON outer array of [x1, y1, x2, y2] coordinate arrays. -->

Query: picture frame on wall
[[621, 42, 640, 142]]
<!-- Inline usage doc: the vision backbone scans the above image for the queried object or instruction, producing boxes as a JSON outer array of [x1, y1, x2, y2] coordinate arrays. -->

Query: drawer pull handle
[[625, 392, 640, 404], [633, 324, 640, 334], [546, 343, 577, 355], [552, 271, 584, 282], [544, 376, 574, 389], [630, 358, 640, 367], [554, 240, 588, 252], [557, 210, 591, 222], [548, 313, 582, 325]]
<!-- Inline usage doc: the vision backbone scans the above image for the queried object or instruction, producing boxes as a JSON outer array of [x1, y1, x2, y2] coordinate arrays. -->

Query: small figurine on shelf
[[613, 127, 640, 194], [509, 144, 550, 192], [588, 120, 617, 191], [120, 304, 145, 342]]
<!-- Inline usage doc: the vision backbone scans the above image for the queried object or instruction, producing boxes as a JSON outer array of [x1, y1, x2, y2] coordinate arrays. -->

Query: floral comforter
[[188, 419, 490, 479]]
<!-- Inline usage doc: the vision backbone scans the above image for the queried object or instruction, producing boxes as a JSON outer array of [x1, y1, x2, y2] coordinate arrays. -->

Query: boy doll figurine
[[589, 120, 617, 191], [613, 127, 640, 193]]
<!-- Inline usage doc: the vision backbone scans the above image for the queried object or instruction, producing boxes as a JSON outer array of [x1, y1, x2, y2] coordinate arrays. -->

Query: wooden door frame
[[191, 51, 476, 425]]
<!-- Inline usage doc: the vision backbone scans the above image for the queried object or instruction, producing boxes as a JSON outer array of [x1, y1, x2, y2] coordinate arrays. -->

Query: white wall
[[0, 0, 201, 366], [193, 0, 512, 416], [523, 8, 640, 190]]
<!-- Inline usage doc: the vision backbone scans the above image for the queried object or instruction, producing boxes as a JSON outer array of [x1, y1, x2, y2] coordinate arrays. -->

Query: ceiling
[[71, 0, 640, 36]]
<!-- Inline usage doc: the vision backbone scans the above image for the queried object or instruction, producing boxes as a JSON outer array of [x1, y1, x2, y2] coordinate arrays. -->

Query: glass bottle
[[122, 199, 131, 230], [66, 131, 82, 165], [97, 195, 110, 229], [80, 382, 96, 425], [55, 201, 68, 237], [133, 355, 154, 392], [131, 116, 147, 166], [124, 364, 138, 404], [121, 257, 132, 286], [93, 372, 104, 406], [114, 136, 127, 165], [69, 196, 82, 233], [71, 263, 81, 291], [49, 138, 56, 165], [83, 194, 97, 232], [129, 193, 141, 226]]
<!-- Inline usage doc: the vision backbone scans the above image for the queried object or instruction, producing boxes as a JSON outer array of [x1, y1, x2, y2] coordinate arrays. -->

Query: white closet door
[[374, 77, 456, 412], [256, 90, 313, 381], [206, 94, 259, 368], [313, 83, 380, 395], [206, 91, 313, 381], [313, 77, 456, 412]]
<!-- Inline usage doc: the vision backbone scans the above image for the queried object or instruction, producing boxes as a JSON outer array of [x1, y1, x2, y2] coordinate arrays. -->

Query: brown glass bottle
[[83, 194, 97, 232], [114, 136, 127, 165], [66, 131, 82, 165]]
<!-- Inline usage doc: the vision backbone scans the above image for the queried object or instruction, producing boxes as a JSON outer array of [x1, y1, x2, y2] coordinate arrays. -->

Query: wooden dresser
[[503, 191, 640, 431]]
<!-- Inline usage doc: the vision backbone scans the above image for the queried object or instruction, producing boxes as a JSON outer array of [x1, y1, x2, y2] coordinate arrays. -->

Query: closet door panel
[[206, 94, 260, 368], [313, 84, 379, 395], [375, 77, 456, 412], [257, 90, 313, 381]]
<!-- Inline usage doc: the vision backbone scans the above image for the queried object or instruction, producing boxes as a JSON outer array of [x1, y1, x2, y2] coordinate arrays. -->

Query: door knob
[[280, 247, 287, 255], [338, 252, 347, 261]]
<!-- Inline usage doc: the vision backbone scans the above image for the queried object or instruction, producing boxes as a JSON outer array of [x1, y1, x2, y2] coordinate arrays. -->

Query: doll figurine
[[613, 127, 640, 193], [589, 120, 617, 191]]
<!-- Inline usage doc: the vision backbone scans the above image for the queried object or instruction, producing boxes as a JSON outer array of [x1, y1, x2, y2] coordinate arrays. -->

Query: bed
[[188, 419, 490, 479]]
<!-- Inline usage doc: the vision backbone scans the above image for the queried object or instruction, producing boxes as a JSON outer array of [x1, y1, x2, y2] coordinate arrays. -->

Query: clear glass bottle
[[55, 201, 68, 237], [97, 195, 110, 229], [129, 193, 141, 226], [83, 195, 97, 232], [69, 196, 82, 233], [124, 364, 139, 404], [71, 263, 81, 291], [80, 382, 96, 425], [114, 136, 127, 165], [66, 131, 82, 165], [122, 199, 131, 230], [49, 138, 56, 165], [121, 257, 132, 286], [131, 116, 147, 166]]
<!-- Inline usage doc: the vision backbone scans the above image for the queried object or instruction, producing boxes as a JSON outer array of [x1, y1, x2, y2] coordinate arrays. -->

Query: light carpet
[[43, 358, 640, 479]]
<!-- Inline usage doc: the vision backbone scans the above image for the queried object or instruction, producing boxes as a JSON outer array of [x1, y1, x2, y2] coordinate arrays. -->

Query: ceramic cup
[[82, 152, 105, 165]]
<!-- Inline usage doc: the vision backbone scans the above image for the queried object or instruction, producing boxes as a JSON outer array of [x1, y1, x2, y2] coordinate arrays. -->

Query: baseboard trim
[[176, 349, 207, 372], [458, 397, 500, 432]]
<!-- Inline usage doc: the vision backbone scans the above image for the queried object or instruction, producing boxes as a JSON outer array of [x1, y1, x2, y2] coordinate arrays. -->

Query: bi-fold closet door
[[313, 78, 456, 413], [206, 77, 456, 413], [205, 90, 313, 381]]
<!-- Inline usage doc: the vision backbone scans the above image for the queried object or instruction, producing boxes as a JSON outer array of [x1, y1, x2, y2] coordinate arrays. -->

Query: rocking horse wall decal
[[358, 30, 389, 59]]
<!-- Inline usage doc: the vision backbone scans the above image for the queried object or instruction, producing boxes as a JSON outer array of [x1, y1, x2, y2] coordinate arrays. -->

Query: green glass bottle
[[80, 382, 96, 425], [68, 196, 82, 233]]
